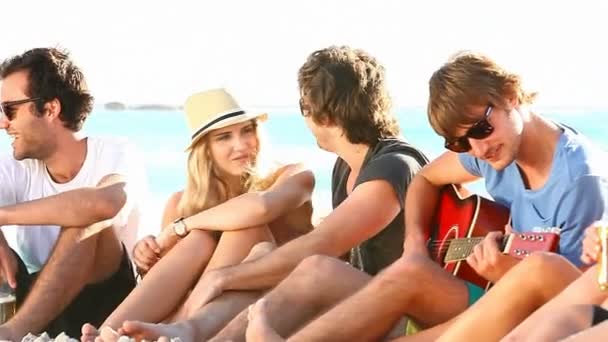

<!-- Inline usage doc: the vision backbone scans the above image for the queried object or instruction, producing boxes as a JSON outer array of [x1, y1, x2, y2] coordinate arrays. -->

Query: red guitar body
[[427, 185, 511, 289]]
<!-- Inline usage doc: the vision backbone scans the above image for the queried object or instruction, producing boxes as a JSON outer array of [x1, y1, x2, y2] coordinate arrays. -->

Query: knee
[[520, 252, 569, 277], [382, 254, 429, 281], [248, 241, 275, 258], [59, 226, 94, 243], [238, 241, 276, 263], [56, 227, 100, 259], [293, 255, 346, 284], [512, 253, 571, 292]]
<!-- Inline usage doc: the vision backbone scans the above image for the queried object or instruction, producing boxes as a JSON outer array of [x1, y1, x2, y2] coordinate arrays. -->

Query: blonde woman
[[81, 88, 314, 341]]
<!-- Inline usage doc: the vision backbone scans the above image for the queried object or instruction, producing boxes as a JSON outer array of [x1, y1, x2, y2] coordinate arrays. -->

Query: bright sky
[[2, 0, 607, 109]]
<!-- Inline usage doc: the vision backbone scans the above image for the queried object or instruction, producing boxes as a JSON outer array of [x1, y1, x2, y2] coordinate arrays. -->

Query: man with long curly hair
[[107, 46, 428, 342], [245, 51, 608, 342]]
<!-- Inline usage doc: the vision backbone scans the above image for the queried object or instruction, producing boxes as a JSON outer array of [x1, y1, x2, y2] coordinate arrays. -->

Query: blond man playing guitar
[[245, 51, 608, 342]]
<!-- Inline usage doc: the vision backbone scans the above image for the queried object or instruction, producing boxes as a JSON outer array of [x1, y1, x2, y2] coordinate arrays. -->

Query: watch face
[[174, 220, 187, 236]]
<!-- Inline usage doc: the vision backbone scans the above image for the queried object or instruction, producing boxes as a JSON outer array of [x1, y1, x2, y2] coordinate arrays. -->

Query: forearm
[[404, 175, 441, 249], [155, 225, 182, 256], [185, 192, 275, 232], [222, 233, 330, 290], [0, 183, 126, 228]]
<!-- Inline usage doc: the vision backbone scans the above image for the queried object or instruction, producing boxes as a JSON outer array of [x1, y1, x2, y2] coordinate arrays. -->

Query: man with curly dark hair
[[0, 47, 146, 340], [105, 46, 428, 342], [245, 51, 608, 342]]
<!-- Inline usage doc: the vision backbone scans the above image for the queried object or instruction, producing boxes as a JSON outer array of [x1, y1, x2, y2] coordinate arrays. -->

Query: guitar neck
[[443, 236, 510, 263]]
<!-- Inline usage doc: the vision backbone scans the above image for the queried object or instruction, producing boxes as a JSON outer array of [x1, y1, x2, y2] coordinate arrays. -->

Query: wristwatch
[[172, 217, 189, 238]]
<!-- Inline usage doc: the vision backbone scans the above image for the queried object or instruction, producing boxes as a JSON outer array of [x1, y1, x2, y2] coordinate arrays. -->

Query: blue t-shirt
[[459, 125, 608, 266]]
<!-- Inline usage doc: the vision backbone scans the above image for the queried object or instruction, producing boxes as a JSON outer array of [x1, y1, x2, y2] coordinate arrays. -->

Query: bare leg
[[2, 225, 122, 341], [559, 318, 608, 341], [508, 289, 608, 341], [429, 253, 581, 342], [171, 225, 274, 321], [526, 305, 594, 341], [503, 264, 607, 341], [242, 253, 471, 342], [244, 298, 451, 342], [118, 241, 276, 342], [246, 299, 284, 342], [285, 254, 469, 342], [210, 255, 371, 342], [101, 230, 218, 330]]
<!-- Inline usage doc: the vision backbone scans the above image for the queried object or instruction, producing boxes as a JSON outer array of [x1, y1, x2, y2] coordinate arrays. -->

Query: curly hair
[[428, 51, 537, 139], [0, 47, 94, 131], [298, 46, 399, 145]]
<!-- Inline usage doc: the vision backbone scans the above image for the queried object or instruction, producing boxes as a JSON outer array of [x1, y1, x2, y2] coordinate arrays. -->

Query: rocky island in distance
[[103, 101, 182, 111]]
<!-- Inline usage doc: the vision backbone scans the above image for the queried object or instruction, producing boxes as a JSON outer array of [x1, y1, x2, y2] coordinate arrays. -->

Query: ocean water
[[1, 108, 607, 235]]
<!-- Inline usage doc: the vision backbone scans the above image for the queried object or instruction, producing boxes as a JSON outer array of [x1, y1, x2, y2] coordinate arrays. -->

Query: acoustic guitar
[[426, 184, 560, 289]]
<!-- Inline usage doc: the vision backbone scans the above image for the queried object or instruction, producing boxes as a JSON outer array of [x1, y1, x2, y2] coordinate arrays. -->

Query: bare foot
[[82, 324, 123, 342], [120, 320, 195, 342], [0, 325, 18, 342], [246, 299, 284, 342], [97, 326, 121, 342], [81, 323, 100, 342]]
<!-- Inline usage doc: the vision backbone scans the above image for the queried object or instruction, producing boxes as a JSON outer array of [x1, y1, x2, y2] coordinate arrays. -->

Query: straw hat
[[184, 88, 267, 150]]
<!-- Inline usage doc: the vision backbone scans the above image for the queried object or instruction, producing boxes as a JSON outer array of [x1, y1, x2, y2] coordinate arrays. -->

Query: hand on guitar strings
[[466, 231, 520, 283]]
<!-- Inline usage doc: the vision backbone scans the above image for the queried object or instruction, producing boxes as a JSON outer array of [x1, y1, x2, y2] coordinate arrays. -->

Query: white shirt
[[0, 137, 147, 273]]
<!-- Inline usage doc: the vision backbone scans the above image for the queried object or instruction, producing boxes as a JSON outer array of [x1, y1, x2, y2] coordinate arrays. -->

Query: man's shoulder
[[366, 138, 428, 168], [558, 128, 607, 180]]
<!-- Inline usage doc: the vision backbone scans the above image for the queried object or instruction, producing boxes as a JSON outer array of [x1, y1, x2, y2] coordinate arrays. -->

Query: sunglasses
[[0, 98, 41, 121], [444, 105, 494, 153], [298, 98, 312, 117]]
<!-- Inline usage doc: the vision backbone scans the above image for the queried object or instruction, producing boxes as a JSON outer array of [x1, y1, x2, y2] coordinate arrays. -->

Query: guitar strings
[[427, 237, 484, 247], [427, 238, 484, 254]]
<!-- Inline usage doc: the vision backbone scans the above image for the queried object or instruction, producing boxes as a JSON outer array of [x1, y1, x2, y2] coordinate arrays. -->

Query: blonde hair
[[428, 51, 538, 138], [177, 120, 279, 218]]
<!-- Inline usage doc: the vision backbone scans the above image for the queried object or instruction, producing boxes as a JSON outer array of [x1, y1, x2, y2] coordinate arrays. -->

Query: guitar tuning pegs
[[528, 235, 535, 241], [538, 236, 544, 241], [520, 234, 526, 240]]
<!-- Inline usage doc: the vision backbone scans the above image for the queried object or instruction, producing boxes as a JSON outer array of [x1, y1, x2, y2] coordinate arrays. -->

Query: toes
[[99, 326, 120, 342], [252, 298, 269, 317], [82, 323, 98, 334], [247, 303, 255, 322]]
